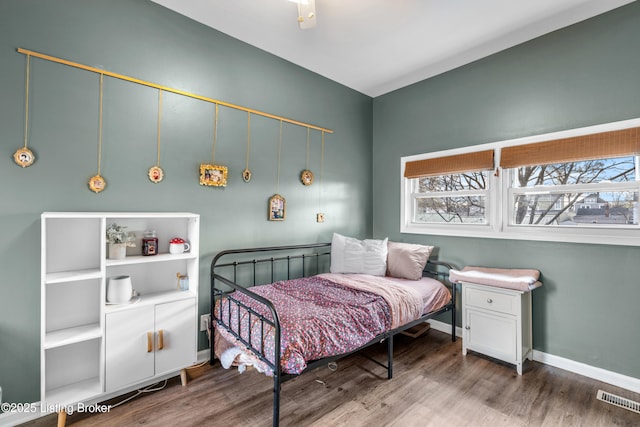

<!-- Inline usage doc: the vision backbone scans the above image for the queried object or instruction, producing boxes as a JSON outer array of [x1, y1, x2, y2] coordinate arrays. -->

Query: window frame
[[401, 118, 640, 246]]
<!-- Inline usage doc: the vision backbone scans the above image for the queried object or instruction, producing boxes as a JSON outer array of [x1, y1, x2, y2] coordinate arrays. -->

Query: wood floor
[[23, 329, 639, 426]]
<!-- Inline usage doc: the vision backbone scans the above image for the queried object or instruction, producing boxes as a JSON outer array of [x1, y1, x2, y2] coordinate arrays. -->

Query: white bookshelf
[[41, 212, 199, 411]]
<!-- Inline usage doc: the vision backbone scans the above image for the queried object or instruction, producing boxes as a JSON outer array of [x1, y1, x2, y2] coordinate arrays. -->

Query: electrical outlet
[[316, 213, 325, 223], [200, 314, 211, 332]]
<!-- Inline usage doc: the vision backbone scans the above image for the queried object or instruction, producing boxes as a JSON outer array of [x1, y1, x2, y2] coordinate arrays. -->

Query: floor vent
[[597, 390, 640, 414]]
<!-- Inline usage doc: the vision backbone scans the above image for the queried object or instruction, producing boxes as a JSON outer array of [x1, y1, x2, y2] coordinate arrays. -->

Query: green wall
[[0, 0, 373, 404], [373, 3, 640, 379]]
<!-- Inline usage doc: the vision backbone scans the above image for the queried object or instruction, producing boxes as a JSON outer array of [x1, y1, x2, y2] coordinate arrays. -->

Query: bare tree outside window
[[414, 171, 488, 224], [511, 156, 638, 226]]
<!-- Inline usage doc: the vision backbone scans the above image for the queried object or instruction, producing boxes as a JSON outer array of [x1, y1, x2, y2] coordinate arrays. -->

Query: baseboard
[[427, 318, 463, 338], [198, 348, 210, 363], [427, 319, 640, 394], [532, 350, 640, 394]]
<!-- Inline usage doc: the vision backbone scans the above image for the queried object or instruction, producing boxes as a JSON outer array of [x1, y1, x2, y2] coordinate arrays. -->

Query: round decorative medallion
[[88, 174, 106, 193], [14, 147, 35, 168], [148, 165, 164, 183], [300, 169, 314, 186]]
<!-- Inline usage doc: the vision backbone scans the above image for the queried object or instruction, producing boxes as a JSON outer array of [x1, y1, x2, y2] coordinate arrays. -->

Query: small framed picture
[[148, 165, 164, 183], [199, 164, 228, 187], [268, 194, 286, 221], [242, 168, 252, 183], [14, 147, 35, 168], [300, 169, 314, 186], [88, 174, 106, 193]]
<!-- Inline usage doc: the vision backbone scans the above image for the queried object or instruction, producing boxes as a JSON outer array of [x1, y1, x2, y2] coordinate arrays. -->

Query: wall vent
[[597, 390, 640, 414]]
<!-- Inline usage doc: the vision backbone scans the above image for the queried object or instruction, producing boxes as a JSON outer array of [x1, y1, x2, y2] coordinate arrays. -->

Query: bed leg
[[210, 315, 217, 366], [273, 376, 281, 427], [451, 284, 457, 342], [451, 307, 456, 342], [387, 335, 394, 379]]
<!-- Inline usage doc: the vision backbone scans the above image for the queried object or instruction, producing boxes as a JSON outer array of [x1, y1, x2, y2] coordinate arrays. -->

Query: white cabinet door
[[155, 299, 196, 376], [465, 308, 517, 363], [105, 305, 155, 392]]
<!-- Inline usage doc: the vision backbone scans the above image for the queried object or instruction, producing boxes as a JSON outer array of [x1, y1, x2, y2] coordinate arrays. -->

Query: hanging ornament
[[200, 103, 228, 187], [88, 74, 106, 193], [148, 165, 163, 183], [242, 112, 252, 182], [242, 168, 252, 183], [88, 175, 106, 193], [269, 121, 286, 221], [148, 90, 164, 183], [300, 127, 314, 186], [301, 169, 314, 186], [14, 147, 34, 168], [14, 54, 35, 167]]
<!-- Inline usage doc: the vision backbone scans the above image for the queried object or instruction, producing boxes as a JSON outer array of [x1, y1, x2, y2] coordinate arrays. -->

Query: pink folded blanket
[[449, 266, 542, 292]]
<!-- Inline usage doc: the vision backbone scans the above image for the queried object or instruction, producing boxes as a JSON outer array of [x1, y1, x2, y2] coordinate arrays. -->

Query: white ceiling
[[151, 0, 635, 97]]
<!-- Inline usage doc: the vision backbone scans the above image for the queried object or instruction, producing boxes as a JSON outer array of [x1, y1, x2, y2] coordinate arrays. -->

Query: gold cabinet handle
[[158, 329, 164, 350], [147, 332, 153, 352]]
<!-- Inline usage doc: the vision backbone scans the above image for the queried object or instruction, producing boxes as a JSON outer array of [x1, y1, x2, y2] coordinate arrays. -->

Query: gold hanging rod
[[17, 48, 333, 134]]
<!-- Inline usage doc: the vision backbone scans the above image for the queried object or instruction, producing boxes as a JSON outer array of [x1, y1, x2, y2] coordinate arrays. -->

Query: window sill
[[401, 223, 640, 247]]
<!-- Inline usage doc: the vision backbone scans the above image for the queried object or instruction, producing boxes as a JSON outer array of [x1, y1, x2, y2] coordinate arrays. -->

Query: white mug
[[107, 275, 133, 304], [169, 242, 190, 254]]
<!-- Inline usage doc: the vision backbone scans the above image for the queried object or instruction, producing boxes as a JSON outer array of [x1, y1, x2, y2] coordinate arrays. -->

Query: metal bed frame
[[210, 243, 457, 427]]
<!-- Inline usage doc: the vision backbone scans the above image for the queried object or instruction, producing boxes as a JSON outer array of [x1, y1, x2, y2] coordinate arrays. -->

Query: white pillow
[[330, 233, 388, 276]]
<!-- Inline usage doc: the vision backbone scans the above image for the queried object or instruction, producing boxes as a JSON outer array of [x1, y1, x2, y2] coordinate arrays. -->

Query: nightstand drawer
[[465, 286, 518, 315]]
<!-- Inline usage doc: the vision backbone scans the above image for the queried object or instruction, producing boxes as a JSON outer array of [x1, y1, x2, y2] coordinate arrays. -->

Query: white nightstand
[[461, 282, 533, 375]]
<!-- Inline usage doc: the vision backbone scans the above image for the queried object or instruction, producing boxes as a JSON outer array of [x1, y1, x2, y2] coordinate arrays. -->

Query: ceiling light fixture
[[289, 0, 316, 29]]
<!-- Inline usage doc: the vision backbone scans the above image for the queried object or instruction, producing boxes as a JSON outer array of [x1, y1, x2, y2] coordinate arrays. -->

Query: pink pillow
[[386, 241, 434, 280]]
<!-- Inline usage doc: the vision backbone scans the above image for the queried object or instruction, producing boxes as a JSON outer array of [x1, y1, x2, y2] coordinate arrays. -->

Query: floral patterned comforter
[[214, 274, 431, 375]]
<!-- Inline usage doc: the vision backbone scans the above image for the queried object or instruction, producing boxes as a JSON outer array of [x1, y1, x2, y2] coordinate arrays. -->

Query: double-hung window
[[500, 126, 640, 244], [401, 150, 497, 236], [401, 121, 640, 246]]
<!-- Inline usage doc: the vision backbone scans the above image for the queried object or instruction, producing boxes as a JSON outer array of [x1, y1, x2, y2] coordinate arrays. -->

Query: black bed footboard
[[210, 243, 331, 367]]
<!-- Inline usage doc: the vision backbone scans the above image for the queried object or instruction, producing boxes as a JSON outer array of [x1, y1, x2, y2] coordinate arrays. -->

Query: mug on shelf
[[169, 237, 190, 254]]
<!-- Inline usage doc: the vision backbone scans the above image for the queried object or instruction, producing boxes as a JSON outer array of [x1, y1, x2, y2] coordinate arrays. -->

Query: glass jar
[[142, 230, 158, 256], [177, 273, 189, 291]]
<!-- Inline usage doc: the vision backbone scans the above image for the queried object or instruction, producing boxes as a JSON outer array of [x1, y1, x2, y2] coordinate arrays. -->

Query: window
[[401, 120, 640, 246], [411, 171, 489, 224], [507, 156, 638, 227], [402, 149, 496, 235]]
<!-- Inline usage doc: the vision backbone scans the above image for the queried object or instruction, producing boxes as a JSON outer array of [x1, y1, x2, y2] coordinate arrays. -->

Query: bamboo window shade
[[404, 150, 494, 178], [500, 127, 640, 168]]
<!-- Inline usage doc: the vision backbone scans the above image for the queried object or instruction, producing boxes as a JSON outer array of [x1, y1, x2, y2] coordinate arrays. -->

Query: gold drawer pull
[[147, 332, 153, 352], [158, 329, 164, 350]]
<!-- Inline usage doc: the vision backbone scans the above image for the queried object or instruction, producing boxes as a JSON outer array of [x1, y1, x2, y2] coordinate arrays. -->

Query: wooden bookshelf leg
[[180, 368, 188, 386], [57, 409, 67, 427]]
